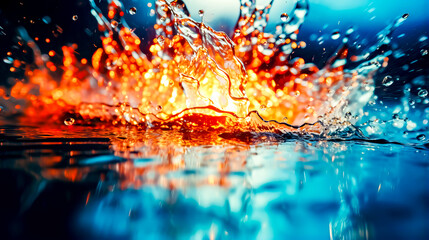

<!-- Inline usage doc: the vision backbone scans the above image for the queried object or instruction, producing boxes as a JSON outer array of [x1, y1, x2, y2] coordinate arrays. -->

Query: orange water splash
[[1, 0, 404, 134]]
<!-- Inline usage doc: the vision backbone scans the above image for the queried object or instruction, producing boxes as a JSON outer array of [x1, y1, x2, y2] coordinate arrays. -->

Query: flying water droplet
[[345, 27, 355, 35], [382, 75, 394, 87], [409, 99, 415, 106], [129, 7, 137, 15], [418, 89, 428, 98], [416, 134, 426, 141], [3, 57, 13, 64], [234, 29, 241, 37], [72, 15, 78, 21], [419, 36, 428, 42], [421, 49, 428, 56], [157, 36, 165, 45], [111, 20, 119, 28], [392, 113, 399, 120], [260, 105, 267, 111], [156, 105, 163, 111], [64, 118, 75, 126], [280, 13, 289, 22], [282, 117, 288, 122], [42, 16, 51, 24], [402, 13, 409, 19], [198, 9, 204, 18], [169, 79, 174, 87], [344, 112, 352, 119], [404, 87, 411, 93], [331, 30, 341, 40]]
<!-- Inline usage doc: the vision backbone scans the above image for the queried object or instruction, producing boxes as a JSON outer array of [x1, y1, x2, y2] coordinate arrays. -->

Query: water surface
[[1, 123, 428, 239]]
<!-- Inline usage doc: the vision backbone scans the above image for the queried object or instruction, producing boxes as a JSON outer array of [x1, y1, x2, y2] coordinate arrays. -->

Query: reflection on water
[[0, 123, 428, 239]]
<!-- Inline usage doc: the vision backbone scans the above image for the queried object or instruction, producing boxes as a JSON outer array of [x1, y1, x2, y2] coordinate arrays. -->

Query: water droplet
[[111, 20, 119, 28], [382, 75, 394, 87], [416, 134, 426, 141], [198, 9, 204, 18], [345, 27, 355, 35], [345, 112, 352, 119], [72, 15, 78, 21], [404, 87, 411, 93], [42, 16, 51, 24], [280, 13, 289, 22], [282, 117, 288, 122], [331, 30, 341, 40], [419, 36, 428, 42], [157, 36, 165, 45], [260, 105, 267, 111], [418, 89, 428, 98], [421, 49, 428, 56], [156, 105, 162, 111], [129, 7, 137, 15], [368, 100, 375, 106], [3, 57, 13, 64], [64, 118, 75, 126], [402, 13, 409, 19], [234, 29, 241, 37], [169, 79, 174, 87], [392, 113, 400, 120], [409, 99, 415, 106]]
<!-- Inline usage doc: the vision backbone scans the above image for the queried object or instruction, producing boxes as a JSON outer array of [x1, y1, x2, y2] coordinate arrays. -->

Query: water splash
[[0, 0, 415, 138]]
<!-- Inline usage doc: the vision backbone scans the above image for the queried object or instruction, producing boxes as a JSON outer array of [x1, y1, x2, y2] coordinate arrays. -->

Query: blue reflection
[[75, 141, 429, 239], [78, 187, 259, 239]]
